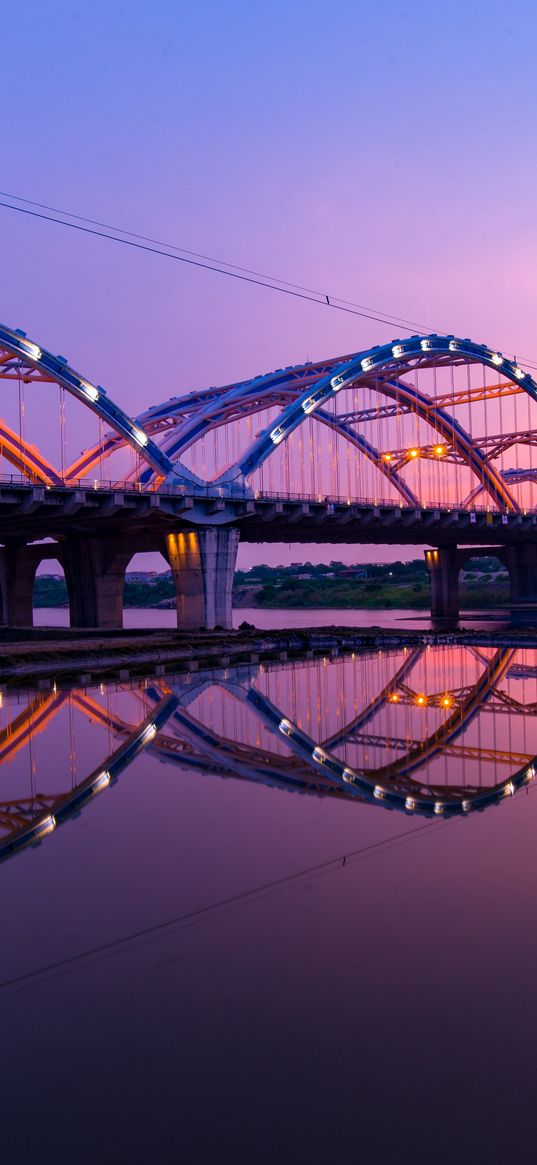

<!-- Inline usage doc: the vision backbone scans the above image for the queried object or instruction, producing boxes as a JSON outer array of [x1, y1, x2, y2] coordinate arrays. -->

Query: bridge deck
[[0, 481, 535, 548]]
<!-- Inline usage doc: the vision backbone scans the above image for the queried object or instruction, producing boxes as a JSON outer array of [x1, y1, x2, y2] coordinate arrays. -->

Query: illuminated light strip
[[302, 396, 318, 414], [80, 380, 99, 403], [35, 814, 56, 837], [132, 426, 149, 447], [140, 722, 157, 742], [0, 322, 174, 478], [247, 682, 537, 821], [0, 693, 178, 866], [20, 339, 42, 361], [92, 770, 111, 793], [233, 334, 535, 514], [278, 718, 294, 736]]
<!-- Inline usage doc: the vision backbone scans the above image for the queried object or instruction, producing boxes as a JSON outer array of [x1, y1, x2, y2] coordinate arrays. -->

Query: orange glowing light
[[409, 448, 418, 459], [389, 692, 399, 703], [416, 694, 426, 706], [442, 696, 452, 708], [434, 445, 445, 456], [383, 452, 392, 462]]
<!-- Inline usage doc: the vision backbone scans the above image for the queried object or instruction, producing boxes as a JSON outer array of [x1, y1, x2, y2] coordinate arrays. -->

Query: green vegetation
[[33, 557, 511, 611], [33, 576, 68, 607]]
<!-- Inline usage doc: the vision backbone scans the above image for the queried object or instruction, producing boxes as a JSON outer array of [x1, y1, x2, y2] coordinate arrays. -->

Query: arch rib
[[215, 336, 534, 512], [0, 322, 174, 480]]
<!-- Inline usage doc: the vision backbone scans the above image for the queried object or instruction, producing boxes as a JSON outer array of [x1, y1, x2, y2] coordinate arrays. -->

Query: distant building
[[125, 570, 160, 583]]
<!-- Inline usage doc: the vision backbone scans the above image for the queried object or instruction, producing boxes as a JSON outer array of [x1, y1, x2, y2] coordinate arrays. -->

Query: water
[[33, 604, 509, 631], [2, 644, 537, 1163]]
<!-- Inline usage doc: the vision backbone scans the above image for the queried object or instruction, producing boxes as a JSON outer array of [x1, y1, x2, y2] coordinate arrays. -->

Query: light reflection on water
[[2, 644, 537, 1163], [2, 644, 536, 860]]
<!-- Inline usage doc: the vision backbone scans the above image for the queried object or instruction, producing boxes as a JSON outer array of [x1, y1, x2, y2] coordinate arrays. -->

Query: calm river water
[[33, 604, 508, 631], [2, 640, 535, 1163]]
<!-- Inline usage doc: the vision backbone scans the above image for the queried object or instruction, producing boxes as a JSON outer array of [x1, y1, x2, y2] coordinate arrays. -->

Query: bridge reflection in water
[[1, 644, 536, 864]]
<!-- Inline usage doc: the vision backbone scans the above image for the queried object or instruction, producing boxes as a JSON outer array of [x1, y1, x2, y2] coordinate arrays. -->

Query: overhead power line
[[0, 195, 436, 336], [0, 817, 444, 997], [1, 191, 536, 370], [0, 190, 433, 334]]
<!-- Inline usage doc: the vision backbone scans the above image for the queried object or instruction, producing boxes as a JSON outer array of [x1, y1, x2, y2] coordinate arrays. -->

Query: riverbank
[[2, 622, 537, 685]]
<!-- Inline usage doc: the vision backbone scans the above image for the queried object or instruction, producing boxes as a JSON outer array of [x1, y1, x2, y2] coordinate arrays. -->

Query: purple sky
[[2, 0, 537, 570]]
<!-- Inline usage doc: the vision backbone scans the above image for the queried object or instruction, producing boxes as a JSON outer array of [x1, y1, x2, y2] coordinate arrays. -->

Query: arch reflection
[[1, 644, 537, 865]]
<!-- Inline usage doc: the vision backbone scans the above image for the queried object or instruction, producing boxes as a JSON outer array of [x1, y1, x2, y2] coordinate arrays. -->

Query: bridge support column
[[165, 527, 239, 630], [505, 543, 537, 622], [62, 537, 130, 629], [0, 542, 38, 626], [425, 547, 460, 621]]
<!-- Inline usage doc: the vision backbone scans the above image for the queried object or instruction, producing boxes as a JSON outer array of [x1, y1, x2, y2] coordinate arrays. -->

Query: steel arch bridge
[[3, 320, 537, 628], [2, 321, 537, 511], [1, 646, 537, 865]]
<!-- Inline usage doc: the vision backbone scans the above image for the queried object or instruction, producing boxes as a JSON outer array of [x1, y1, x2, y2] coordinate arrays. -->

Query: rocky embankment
[[1, 623, 536, 686]]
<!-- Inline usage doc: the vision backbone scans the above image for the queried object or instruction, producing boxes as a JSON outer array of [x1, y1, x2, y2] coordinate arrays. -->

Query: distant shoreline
[[33, 559, 510, 612]]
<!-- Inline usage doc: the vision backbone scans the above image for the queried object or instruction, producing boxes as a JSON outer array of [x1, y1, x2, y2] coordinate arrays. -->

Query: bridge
[[1, 321, 537, 627], [1, 645, 536, 863]]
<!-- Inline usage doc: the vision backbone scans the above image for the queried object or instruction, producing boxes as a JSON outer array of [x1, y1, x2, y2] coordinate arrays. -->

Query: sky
[[2, 0, 537, 569]]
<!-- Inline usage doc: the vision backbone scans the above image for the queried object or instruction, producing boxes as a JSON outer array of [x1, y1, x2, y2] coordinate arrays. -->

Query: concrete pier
[[425, 547, 460, 621], [0, 542, 40, 627], [62, 537, 131, 629], [165, 527, 239, 630]]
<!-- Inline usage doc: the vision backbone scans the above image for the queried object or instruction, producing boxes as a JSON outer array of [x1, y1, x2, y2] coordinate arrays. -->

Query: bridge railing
[[0, 471, 530, 515]]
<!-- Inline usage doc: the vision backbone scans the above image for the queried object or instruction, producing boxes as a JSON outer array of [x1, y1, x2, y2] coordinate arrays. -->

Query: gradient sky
[[2, 0, 537, 569]]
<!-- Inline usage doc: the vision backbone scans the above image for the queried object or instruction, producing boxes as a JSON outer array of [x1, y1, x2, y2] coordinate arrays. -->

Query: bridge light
[[462, 800, 471, 813], [504, 780, 515, 797], [361, 357, 373, 372], [373, 785, 384, 799], [342, 767, 354, 784], [21, 340, 42, 361], [80, 380, 99, 402], [270, 425, 286, 445], [382, 452, 392, 463], [92, 770, 111, 793], [392, 345, 405, 358], [405, 797, 416, 811], [434, 445, 445, 456], [302, 396, 317, 414], [330, 375, 347, 391], [442, 696, 452, 708], [421, 339, 432, 351], [526, 765, 535, 782], [434, 802, 444, 815], [514, 366, 525, 380], [409, 448, 419, 459], [389, 692, 399, 703], [312, 747, 328, 765], [140, 723, 157, 742], [278, 718, 293, 736], [416, 694, 426, 706], [448, 341, 459, 352], [36, 815, 56, 836], [132, 426, 149, 447], [491, 352, 503, 366]]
